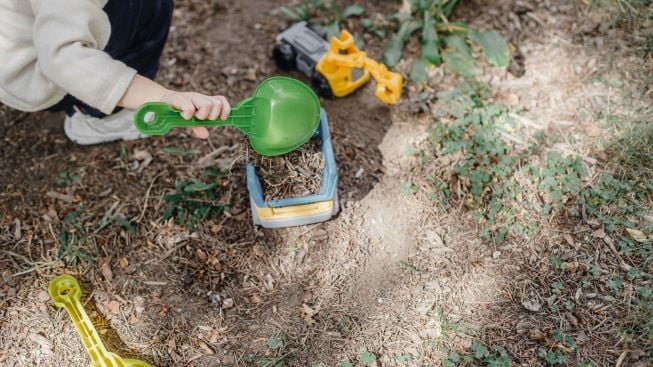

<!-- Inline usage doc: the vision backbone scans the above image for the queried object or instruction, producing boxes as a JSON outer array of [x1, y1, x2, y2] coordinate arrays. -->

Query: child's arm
[[29, 0, 227, 138], [118, 75, 230, 139], [118, 75, 231, 121]]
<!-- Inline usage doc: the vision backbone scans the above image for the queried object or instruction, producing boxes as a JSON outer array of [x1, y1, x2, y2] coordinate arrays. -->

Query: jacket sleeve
[[29, 0, 137, 114]]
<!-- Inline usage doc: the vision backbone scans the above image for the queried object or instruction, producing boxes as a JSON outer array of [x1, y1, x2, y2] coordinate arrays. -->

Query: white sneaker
[[64, 107, 146, 145]]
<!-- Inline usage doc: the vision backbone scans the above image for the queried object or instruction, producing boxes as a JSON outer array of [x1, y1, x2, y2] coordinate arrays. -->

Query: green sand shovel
[[133, 76, 321, 156]]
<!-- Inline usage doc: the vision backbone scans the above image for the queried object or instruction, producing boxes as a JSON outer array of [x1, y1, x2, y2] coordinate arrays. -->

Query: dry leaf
[[197, 340, 214, 355], [118, 257, 129, 269], [529, 329, 545, 340], [99, 258, 113, 280], [159, 304, 169, 317], [196, 249, 207, 262], [207, 257, 222, 272], [522, 299, 541, 312], [301, 303, 321, 325], [46, 191, 75, 203], [563, 233, 575, 246], [591, 228, 605, 239], [104, 300, 120, 315], [252, 244, 265, 257], [626, 228, 648, 243]]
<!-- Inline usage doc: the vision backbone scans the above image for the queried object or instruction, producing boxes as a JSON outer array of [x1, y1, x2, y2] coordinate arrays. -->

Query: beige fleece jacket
[[0, 0, 137, 114]]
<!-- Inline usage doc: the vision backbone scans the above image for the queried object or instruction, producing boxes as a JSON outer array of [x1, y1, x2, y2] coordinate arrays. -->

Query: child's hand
[[159, 90, 231, 139], [118, 75, 231, 139]]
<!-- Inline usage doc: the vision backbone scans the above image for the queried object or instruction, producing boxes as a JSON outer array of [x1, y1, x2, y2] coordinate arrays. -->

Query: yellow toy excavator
[[273, 22, 403, 105], [316, 30, 403, 105]]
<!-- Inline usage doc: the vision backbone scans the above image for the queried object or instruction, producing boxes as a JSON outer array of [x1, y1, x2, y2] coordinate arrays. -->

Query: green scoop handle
[[132, 76, 322, 157], [133, 99, 256, 136]]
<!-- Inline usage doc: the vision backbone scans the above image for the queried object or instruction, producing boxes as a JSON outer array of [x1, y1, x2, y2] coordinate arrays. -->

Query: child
[[0, 0, 228, 144]]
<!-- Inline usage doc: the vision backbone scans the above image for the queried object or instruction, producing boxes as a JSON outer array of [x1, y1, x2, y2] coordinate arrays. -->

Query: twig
[[144, 241, 188, 265], [135, 172, 164, 224]]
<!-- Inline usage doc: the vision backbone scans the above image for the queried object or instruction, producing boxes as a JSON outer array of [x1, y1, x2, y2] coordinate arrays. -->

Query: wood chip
[[522, 299, 541, 312], [99, 257, 113, 281], [46, 191, 75, 203], [249, 139, 324, 201]]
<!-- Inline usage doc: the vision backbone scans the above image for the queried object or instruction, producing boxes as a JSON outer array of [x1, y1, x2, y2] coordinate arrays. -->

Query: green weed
[[380, 0, 510, 81], [57, 205, 135, 266], [161, 146, 201, 157], [162, 178, 228, 228], [358, 351, 377, 365], [537, 330, 577, 366], [442, 341, 511, 366], [56, 171, 80, 187], [277, 0, 365, 41], [424, 81, 561, 241], [246, 332, 291, 367], [421, 80, 651, 246], [57, 209, 95, 266], [395, 353, 412, 364]]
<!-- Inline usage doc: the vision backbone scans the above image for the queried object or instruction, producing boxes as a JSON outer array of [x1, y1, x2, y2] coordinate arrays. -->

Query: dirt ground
[[1, 0, 651, 366]]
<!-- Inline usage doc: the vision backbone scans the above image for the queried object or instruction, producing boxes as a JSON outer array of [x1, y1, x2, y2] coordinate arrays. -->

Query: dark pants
[[48, 0, 174, 117]]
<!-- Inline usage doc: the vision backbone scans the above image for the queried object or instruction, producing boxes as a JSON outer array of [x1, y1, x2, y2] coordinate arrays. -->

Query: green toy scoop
[[133, 76, 321, 156]]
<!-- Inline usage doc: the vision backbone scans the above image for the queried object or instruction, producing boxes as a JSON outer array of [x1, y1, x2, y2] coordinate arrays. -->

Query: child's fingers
[[191, 127, 209, 139], [193, 96, 214, 120], [217, 96, 231, 121], [208, 98, 223, 121], [172, 97, 195, 120]]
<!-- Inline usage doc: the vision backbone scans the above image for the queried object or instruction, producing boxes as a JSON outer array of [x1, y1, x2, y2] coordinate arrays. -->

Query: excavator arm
[[316, 30, 403, 105]]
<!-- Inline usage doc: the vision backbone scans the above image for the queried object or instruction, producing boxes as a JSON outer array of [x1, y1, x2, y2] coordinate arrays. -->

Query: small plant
[[57, 209, 95, 266], [532, 152, 588, 216], [442, 351, 460, 367], [576, 361, 596, 367], [358, 351, 377, 366], [277, 0, 365, 41], [56, 171, 80, 187], [267, 332, 288, 350], [380, 0, 510, 81], [162, 178, 228, 228], [443, 341, 510, 367], [395, 353, 413, 364], [549, 256, 564, 271], [161, 146, 201, 157], [400, 181, 420, 195], [538, 330, 577, 366], [605, 274, 623, 296], [425, 81, 524, 241], [538, 349, 567, 366], [247, 332, 291, 367], [57, 206, 135, 266]]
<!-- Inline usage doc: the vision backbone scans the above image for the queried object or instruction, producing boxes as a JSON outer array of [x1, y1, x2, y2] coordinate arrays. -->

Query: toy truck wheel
[[311, 71, 334, 99], [272, 42, 296, 71]]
